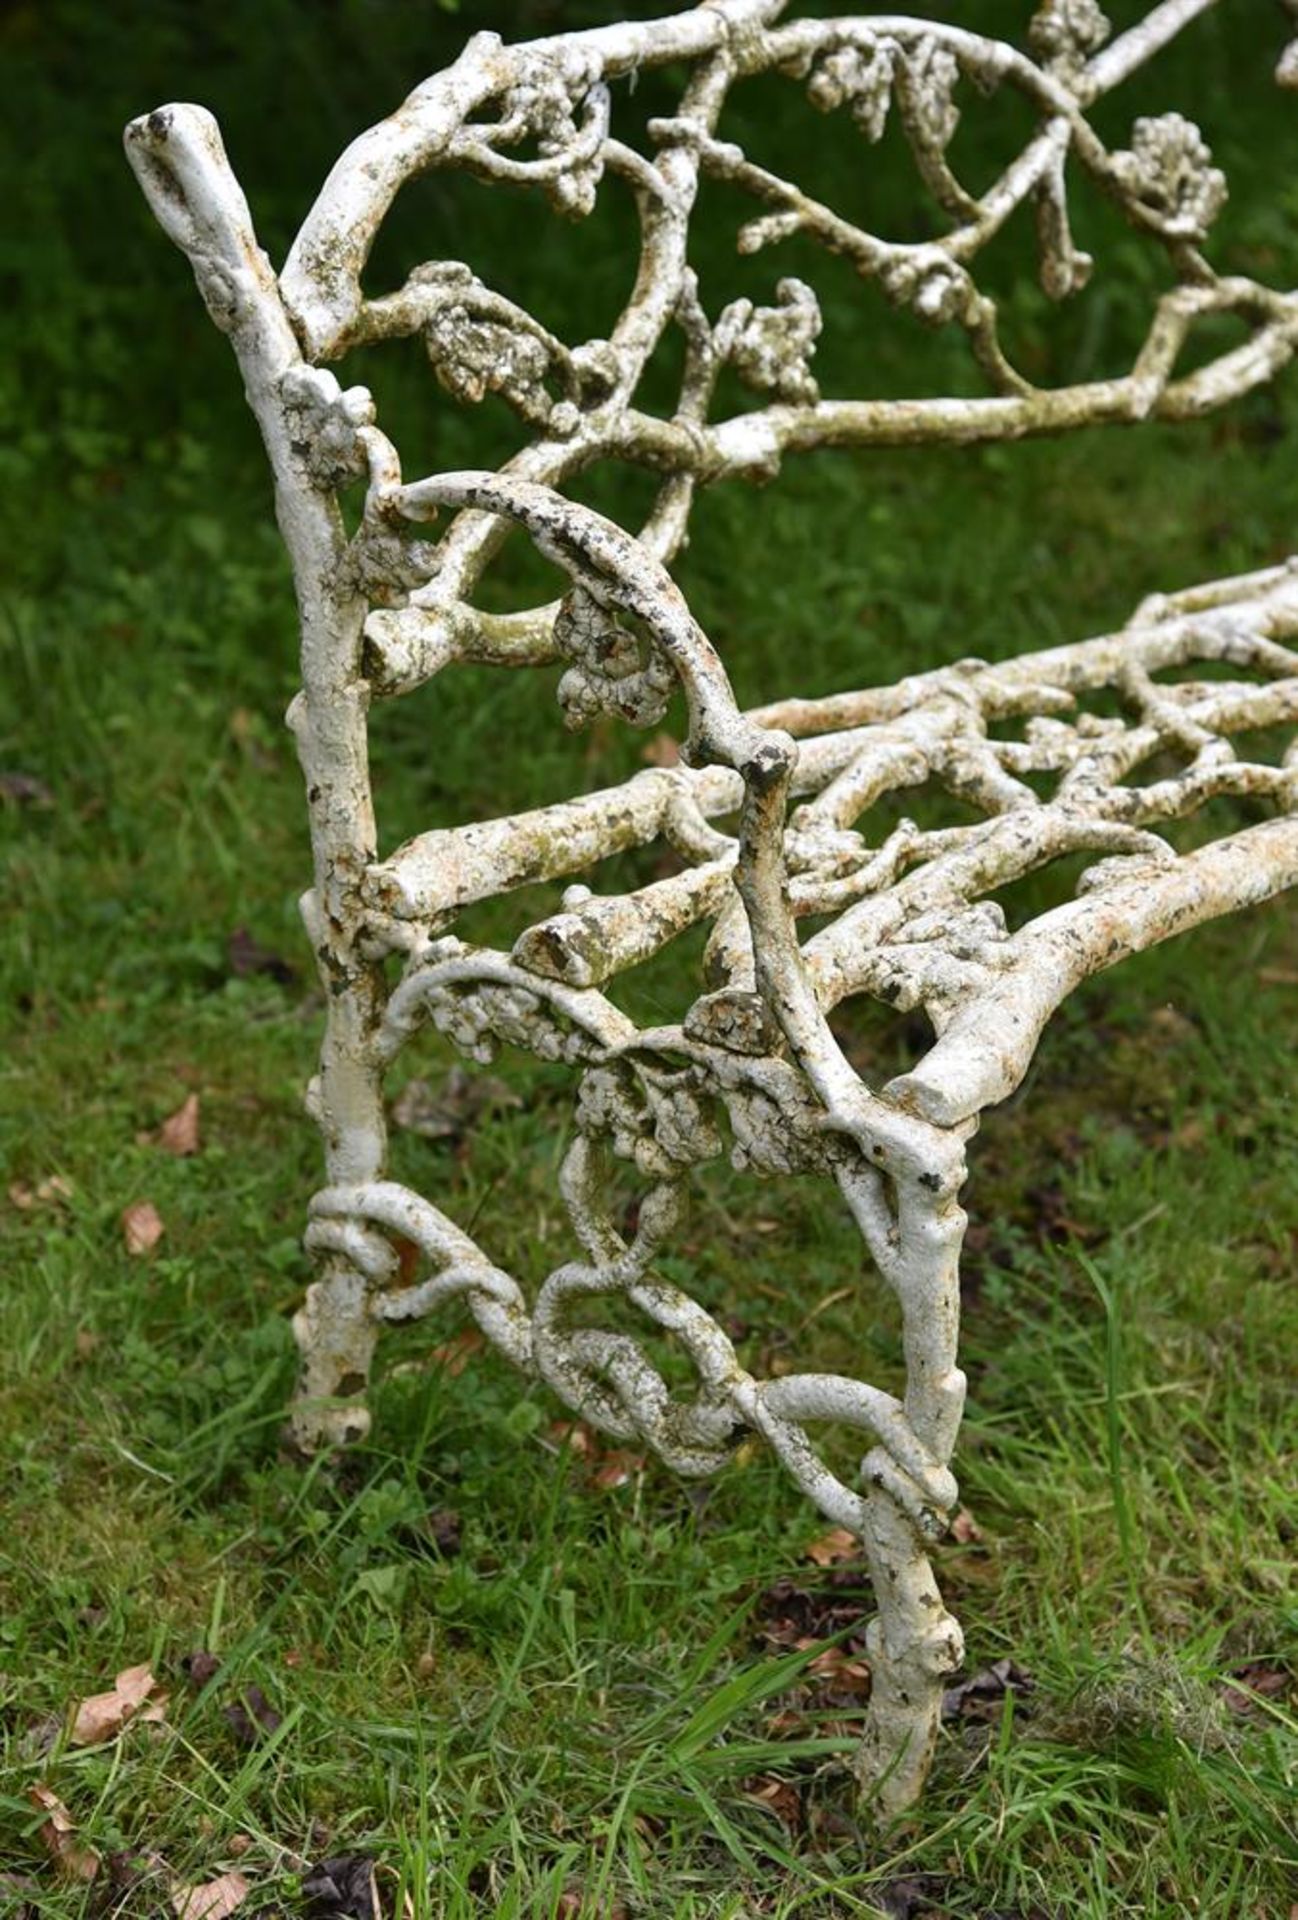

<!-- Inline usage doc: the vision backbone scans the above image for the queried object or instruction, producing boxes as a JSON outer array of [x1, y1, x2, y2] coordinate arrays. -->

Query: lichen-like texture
[[125, 0, 1298, 1822]]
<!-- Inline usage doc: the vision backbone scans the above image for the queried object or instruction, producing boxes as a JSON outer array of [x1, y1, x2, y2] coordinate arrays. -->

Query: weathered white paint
[[126, 0, 1297, 1820]]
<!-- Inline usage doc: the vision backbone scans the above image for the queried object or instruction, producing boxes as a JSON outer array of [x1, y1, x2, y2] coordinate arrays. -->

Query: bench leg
[[288, 978, 388, 1452], [289, 1250, 379, 1451], [853, 1487, 964, 1816], [848, 1165, 967, 1815]]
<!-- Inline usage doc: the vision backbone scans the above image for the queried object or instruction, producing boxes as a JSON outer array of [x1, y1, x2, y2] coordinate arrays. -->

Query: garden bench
[[126, 0, 1298, 1817]]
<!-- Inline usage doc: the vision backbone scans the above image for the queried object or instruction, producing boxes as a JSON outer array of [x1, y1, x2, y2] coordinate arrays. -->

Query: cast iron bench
[[126, 0, 1298, 1816]]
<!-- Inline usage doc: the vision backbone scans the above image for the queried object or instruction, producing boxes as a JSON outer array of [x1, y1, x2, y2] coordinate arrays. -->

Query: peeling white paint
[[126, 0, 1296, 1821]]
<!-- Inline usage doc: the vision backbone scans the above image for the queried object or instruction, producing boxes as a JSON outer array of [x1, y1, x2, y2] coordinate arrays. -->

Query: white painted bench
[[126, 1, 1298, 1816]]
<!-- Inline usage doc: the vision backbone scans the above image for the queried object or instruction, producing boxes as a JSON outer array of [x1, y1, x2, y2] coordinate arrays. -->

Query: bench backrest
[[126, 1, 1297, 704]]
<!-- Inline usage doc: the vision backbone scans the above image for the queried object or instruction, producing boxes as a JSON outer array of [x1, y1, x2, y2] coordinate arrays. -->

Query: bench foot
[[852, 1487, 964, 1817], [288, 1250, 378, 1452]]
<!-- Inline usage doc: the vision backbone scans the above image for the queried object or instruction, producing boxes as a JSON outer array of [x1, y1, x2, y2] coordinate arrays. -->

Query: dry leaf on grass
[[547, 1420, 594, 1457], [804, 1642, 871, 1695], [755, 1571, 873, 1654], [172, 1869, 250, 1920], [28, 1785, 100, 1882], [948, 1507, 983, 1545], [228, 926, 297, 985], [69, 1661, 167, 1745], [804, 1525, 860, 1567], [942, 1657, 1035, 1724], [425, 1508, 462, 1556], [428, 1328, 485, 1377], [121, 1200, 165, 1256], [301, 1855, 381, 1920], [0, 1871, 38, 1920], [182, 1649, 222, 1690], [222, 1683, 282, 1747], [743, 1773, 803, 1831], [9, 1174, 74, 1211], [391, 1066, 520, 1143], [1, 769, 54, 806], [229, 705, 277, 772], [1219, 1662, 1291, 1715], [588, 1450, 646, 1490], [544, 1421, 645, 1490], [556, 1891, 629, 1920], [149, 1093, 202, 1156], [640, 732, 680, 768], [862, 1873, 950, 1919]]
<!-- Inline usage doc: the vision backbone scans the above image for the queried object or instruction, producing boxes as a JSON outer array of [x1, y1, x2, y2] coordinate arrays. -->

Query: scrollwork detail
[[896, 37, 962, 154], [426, 979, 604, 1065], [804, 34, 896, 142], [576, 1059, 723, 1179], [1111, 113, 1227, 243], [1028, 0, 1111, 75], [485, 47, 609, 218], [553, 584, 676, 730], [714, 277, 822, 406]]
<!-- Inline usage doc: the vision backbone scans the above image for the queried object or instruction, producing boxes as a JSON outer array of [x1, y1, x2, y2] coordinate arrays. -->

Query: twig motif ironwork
[[126, 0, 1298, 1815]]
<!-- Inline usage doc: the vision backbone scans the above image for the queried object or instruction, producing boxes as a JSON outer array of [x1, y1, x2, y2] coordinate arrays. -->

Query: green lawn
[[2, 2, 1296, 1914]]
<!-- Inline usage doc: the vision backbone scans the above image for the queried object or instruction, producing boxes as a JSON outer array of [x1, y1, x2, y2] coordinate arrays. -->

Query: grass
[[2, 0, 1297, 1913]]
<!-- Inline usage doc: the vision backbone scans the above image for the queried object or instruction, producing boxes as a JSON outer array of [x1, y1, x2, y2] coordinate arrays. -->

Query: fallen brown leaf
[[763, 1708, 805, 1736], [1219, 1662, 1291, 1716], [754, 1572, 873, 1655], [392, 1232, 422, 1287], [152, 1093, 202, 1157], [173, 1869, 250, 1920], [588, 1450, 646, 1491], [948, 1508, 983, 1545], [429, 1328, 485, 1376], [942, 1657, 1035, 1724], [0, 770, 54, 806], [301, 1854, 381, 1920], [229, 706, 277, 772], [0, 1871, 38, 1920], [28, 1784, 100, 1882], [556, 1889, 629, 1920], [121, 1200, 165, 1256], [391, 1066, 521, 1143], [804, 1643, 871, 1695], [426, 1507, 462, 1556], [9, 1174, 74, 1211], [804, 1526, 860, 1567], [640, 732, 680, 768], [222, 1683, 282, 1747], [1146, 1004, 1198, 1044], [862, 1872, 950, 1919], [182, 1649, 222, 1690], [69, 1661, 166, 1745], [743, 1773, 802, 1831], [228, 926, 297, 985]]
